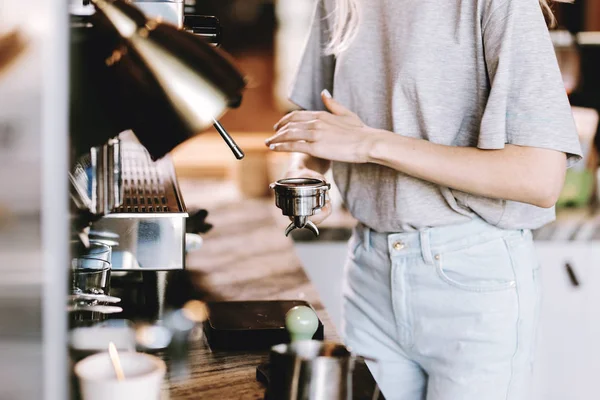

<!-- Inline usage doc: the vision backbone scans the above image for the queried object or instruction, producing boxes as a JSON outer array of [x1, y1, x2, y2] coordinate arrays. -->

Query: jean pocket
[[434, 237, 517, 292]]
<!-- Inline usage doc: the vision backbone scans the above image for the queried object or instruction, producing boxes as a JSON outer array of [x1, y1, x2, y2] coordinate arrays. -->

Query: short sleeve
[[479, 0, 582, 167], [288, 0, 335, 111]]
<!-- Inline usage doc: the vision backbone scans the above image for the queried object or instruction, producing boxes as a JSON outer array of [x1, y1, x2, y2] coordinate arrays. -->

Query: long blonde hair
[[325, 0, 567, 56]]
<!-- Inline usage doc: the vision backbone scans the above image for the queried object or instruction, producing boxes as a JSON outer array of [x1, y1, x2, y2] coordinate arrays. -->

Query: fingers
[[268, 141, 313, 155], [272, 89, 358, 134], [266, 121, 322, 146], [267, 129, 312, 145], [321, 89, 354, 117], [273, 110, 336, 131], [310, 201, 332, 225]]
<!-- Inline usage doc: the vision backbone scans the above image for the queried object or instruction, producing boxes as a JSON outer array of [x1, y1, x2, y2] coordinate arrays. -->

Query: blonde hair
[[325, 0, 568, 56]]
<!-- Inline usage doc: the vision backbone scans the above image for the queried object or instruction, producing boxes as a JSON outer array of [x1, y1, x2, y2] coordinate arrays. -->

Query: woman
[[266, 0, 581, 398]]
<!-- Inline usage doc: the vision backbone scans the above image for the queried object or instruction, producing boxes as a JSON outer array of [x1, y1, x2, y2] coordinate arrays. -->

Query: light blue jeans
[[341, 218, 541, 400]]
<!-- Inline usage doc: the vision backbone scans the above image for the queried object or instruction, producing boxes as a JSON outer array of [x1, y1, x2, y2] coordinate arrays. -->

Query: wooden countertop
[[164, 184, 371, 399]]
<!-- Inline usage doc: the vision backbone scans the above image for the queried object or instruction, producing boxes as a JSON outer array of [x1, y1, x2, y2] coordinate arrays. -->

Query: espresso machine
[[68, 0, 246, 321]]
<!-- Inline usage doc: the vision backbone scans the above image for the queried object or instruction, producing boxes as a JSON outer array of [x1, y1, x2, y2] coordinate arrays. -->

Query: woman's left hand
[[266, 90, 381, 163]]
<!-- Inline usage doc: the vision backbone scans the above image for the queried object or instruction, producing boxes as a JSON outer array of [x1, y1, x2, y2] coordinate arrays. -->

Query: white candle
[[75, 351, 166, 400]]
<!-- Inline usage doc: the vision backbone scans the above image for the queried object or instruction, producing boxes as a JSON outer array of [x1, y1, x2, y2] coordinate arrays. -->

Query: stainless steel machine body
[[132, 0, 184, 28], [70, 0, 185, 27], [89, 131, 188, 271]]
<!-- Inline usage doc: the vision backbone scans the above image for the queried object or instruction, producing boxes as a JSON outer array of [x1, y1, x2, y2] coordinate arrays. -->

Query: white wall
[[294, 242, 348, 331]]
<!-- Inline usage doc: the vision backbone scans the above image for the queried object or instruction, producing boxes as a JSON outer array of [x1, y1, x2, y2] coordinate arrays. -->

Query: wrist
[[288, 153, 309, 171], [366, 129, 396, 164]]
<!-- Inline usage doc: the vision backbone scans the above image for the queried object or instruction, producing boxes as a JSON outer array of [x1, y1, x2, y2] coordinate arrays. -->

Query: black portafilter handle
[[213, 120, 244, 160]]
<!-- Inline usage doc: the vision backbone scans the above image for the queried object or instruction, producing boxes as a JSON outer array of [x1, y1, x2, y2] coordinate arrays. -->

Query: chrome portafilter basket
[[270, 178, 331, 237]]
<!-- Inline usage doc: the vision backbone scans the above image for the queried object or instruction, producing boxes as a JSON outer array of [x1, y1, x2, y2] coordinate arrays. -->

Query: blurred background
[[1, 0, 600, 399]]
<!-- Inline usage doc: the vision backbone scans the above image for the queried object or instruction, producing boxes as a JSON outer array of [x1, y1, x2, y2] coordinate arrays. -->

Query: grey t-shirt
[[289, 0, 583, 233]]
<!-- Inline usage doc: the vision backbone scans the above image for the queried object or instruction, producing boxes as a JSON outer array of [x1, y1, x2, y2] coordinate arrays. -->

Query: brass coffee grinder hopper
[[270, 178, 331, 237]]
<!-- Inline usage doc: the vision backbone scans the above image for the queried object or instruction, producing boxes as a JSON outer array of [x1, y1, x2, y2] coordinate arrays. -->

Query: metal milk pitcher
[[266, 340, 356, 400]]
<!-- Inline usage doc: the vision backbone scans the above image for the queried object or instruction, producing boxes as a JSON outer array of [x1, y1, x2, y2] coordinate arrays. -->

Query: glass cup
[[81, 241, 112, 264], [71, 257, 111, 296], [70, 257, 113, 328]]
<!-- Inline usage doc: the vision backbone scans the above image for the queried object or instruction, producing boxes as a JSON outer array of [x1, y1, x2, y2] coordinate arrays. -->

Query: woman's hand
[[282, 167, 333, 225], [266, 90, 383, 163]]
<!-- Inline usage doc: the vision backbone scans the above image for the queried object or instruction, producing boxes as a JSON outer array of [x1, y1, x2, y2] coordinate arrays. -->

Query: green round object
[[285, 305, 319, 342]]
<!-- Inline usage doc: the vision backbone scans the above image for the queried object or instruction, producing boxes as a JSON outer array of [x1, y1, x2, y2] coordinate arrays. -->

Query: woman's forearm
[[268, 94, 568, 208], [366, 130, 567, 208]]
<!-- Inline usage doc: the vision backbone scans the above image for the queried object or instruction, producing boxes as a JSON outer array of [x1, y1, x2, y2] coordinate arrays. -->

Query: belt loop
[[363, 226, 371, 251], [419, 229, 434, 265]]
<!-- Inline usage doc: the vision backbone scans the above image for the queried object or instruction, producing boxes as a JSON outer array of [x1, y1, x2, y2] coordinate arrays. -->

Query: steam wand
[[213, 120, 244, 160]]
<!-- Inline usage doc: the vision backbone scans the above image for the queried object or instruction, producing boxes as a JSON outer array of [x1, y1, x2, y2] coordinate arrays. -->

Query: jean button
[[393, 241, 405, 251]]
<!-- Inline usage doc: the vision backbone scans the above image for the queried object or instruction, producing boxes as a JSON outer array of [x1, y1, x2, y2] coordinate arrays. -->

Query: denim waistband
[[354, 218, 531, 265]]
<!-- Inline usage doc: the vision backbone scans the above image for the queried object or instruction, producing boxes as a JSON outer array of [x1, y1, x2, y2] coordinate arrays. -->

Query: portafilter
[[270, 178, 331, 237]]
